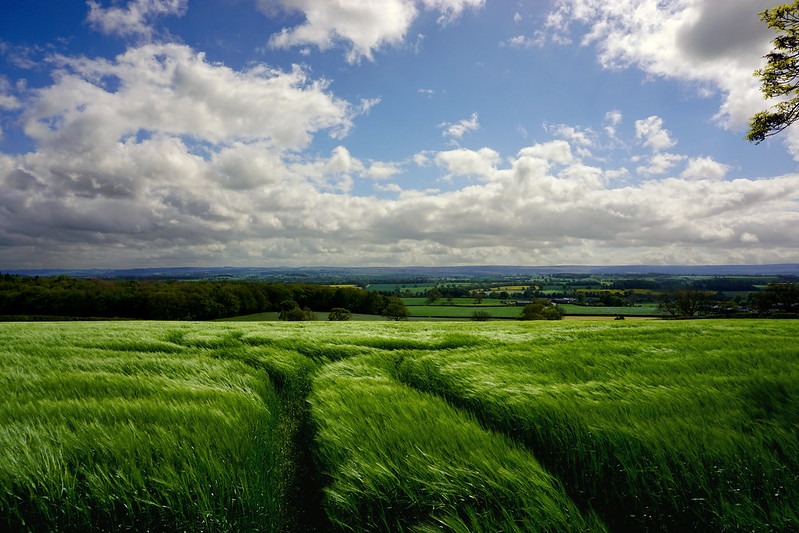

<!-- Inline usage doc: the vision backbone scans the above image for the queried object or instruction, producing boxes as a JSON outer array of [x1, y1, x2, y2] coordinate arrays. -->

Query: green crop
[[0, 320, 796, 531]]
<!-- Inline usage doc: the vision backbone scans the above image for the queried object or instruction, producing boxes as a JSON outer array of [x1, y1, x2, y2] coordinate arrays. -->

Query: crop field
[[405, 304, 523, 319], [558, 303, 663, 316], [1, 320, 797, 531]]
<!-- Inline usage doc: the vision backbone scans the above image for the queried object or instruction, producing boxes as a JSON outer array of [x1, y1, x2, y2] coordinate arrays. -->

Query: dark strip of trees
[[0, 274, 390, 320]]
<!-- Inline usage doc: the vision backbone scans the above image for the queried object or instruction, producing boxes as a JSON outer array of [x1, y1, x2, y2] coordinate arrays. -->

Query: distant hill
[[3, 264, 799, 281]]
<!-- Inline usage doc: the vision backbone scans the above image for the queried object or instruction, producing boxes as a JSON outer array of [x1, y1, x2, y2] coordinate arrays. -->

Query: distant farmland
[[1, 320, 797, 531]]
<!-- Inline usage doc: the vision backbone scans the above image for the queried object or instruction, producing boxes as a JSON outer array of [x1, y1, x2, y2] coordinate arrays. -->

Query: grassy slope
[[0, 320, 797, 531], [311, 354, 603, 531], [393, 320, 799, 531], [0, 323, 286, 532]]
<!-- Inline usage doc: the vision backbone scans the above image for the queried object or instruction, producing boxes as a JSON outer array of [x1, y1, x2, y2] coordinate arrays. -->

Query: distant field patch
[[559, 303, 663, 316]]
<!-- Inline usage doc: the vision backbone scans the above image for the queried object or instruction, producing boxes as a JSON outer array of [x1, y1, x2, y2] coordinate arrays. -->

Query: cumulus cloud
[[86, 0, 187, 38], [439, 112, 479, 139], [263, 0, 483, 62], [635, 116, 676, 152], [546, 123, 596, 147], [3, 126, 799, 266], [517, 140, 574, 166], [636, 152, 686, 176], [23, 44, 352, 151], [681, 156, 731, 181], [545, 0, 774, 131], [1, 40, 798, 267], [366, 161, 402, 180], [433, 147, 499, 179]]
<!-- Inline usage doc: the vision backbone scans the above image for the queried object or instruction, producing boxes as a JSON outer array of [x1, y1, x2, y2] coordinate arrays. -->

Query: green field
[[558, 303, 663, 316], [1, 320, 797, 531], [405, 304, 522, 319]]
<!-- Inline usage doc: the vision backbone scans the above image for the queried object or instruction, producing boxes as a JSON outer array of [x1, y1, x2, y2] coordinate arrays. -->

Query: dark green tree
[[657, 289, 710, 317], [327, 307, 352, 321], [751, 282, 799, 314], [278, 300, 314, 321], [382, 297, 409, 321], [425, 288, 442, 303], [519, 300, 562, 321], [747, 1, 799, 143]]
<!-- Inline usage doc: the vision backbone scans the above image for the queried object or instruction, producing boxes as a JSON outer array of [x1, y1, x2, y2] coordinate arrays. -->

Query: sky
[[0, 0, 798, 269]]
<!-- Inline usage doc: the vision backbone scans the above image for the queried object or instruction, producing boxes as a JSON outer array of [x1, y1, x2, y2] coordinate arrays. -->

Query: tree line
[[658, 283, 799, 318], [0, 275, 392, 320]]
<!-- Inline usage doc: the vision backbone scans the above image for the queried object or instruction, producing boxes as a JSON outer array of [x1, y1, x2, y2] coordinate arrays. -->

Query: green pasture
[[558, 303, 663, 316], [1, 320, 797, 531], [406, 304, 522, 319]]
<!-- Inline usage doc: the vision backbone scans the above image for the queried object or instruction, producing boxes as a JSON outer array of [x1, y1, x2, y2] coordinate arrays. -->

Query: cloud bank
[[0, 0, 797, 268]]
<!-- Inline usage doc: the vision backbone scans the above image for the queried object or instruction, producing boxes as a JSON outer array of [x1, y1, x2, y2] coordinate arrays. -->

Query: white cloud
[[2, 42, 799, 267], [3, 128, 799, 266], [0, 77, 20, 110], [636, 152, 685, 176], [86, 0, 187, 38], [263, 0, 483, 62], [546, 123, 596, 147], [681, 156, 731, 181], [420, 0, 484, 25], [367, 161, 402, 180], [440, 112, 479, 139], [635, 116, 676, 152], [517, 140, 574, 166], [740, 232, 760, 244], [604, 109, 622, 138], [434, 147, 499, 179], [545, 0, 775, 131], [502, 34, 544, 48], [23, 44, 352, 151], [266, 0, 416, 63]]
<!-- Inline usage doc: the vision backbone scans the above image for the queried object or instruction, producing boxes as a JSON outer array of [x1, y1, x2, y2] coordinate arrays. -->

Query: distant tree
[[278, 300, 300, 320], [426, 288, 442, 303], [748, 1, 799, 143], [751, 282, 799, 315], [473, 291, 486, 304], [328, 307, 352, 321], [471, 310, 491, 321], [519, 300, 563, 321], [717, 300, 740, 317], [382, 297, 409, 321], [657, 289, 710, 317], [278, 300, 315, 321]]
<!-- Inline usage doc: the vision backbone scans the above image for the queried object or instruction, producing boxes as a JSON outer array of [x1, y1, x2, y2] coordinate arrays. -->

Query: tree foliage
[[519, 300, 563, 321], [382, 296, 409, 321], [425, 288, 442, 303], [657, 289, 710, 318], [327, 308, 352, 321], [747, 1, 799, 143], [751, 282, 799, 315], [278, 300, 316, 321], [0, 275, 390, 320]]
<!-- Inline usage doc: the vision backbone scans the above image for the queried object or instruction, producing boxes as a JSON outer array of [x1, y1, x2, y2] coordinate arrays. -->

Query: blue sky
[[1, 0, 797, 268]]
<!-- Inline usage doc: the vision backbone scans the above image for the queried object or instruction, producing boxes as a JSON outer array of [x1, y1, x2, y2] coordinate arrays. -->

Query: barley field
[[1, 320, 796, 531]]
